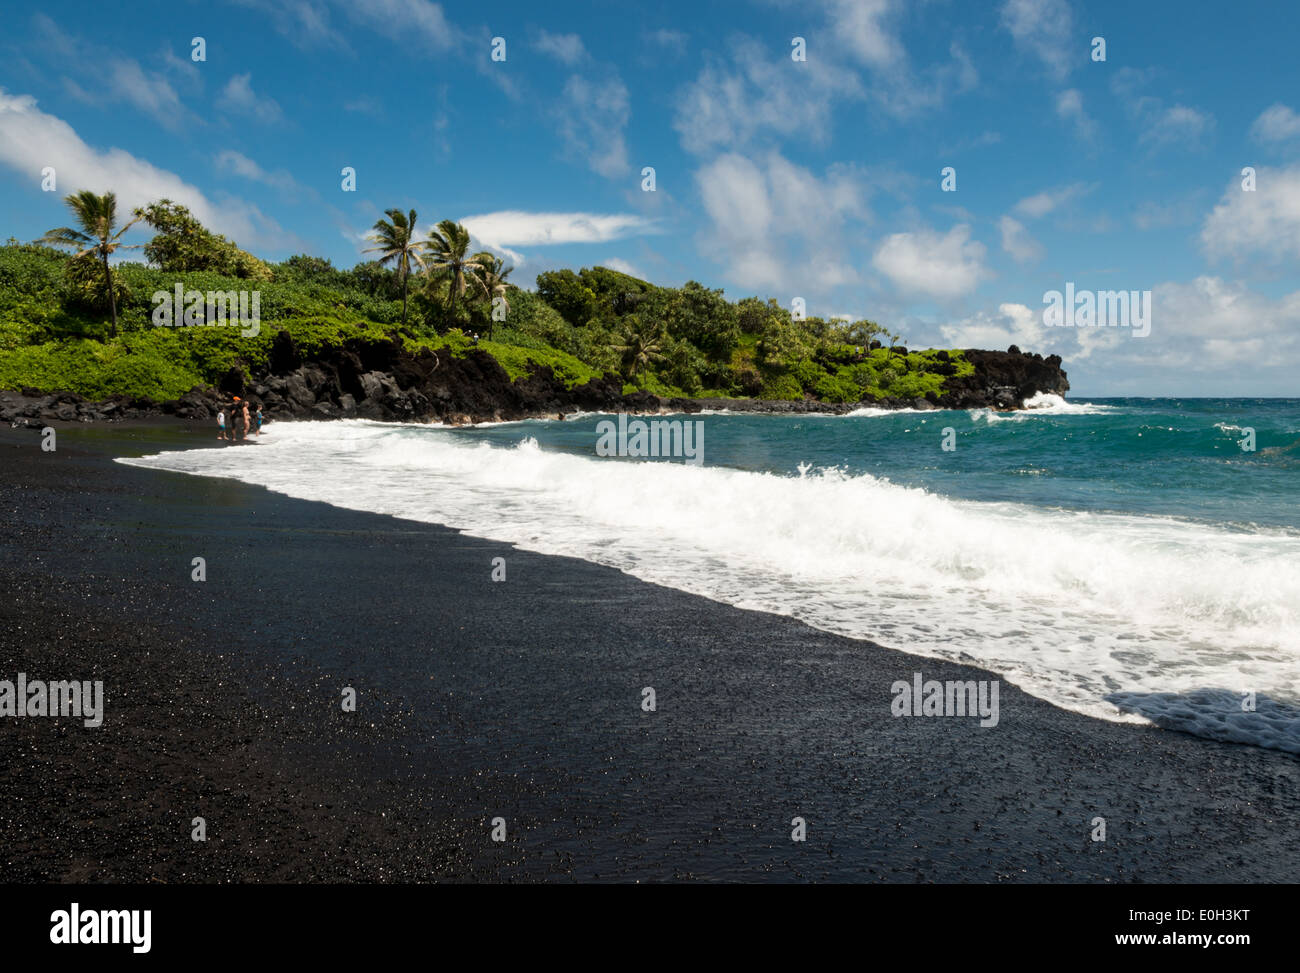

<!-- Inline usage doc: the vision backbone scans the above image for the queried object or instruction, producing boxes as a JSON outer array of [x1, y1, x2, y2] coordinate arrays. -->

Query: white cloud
[[1000, 0, 1075, 81], [1201, 164, 1300, 263], [29, 16, 194, 130], [1149, 277, 1300, 367], [674, 8, 973, 153], [674, 36, 863, 154], [343, 96, 383, 114], [0, 89, 290, 250], [232, 0, 459, 52], [939, 302, 1043, 350], [999, 216, 1043, 263], [872, 224, 989, 301], [159, 46, 202, 88], [940, 130, 1002, 154], [349, 0, 456, 49], [215, 150, 300, 192], [1110, 68, 1215, 151], [1014, 182, 1090, 218], [646, 28, 688, 56], [820, 1, 977, 116], [1141, 104, 1213, 148], [822, 0, 905, 70], [228, 0, 349, 49], [603, 258, 645, 279], [1250, 103, 1300, 143], [458, 211, 658, 265], [1055, 89, 1097, 142], [558, 74, 629, 179], [535, 30, 586, 65], [106, 59, 188, 130], [216, 74, 283, 124], [936, 299, 1122, 362], [694, 152, 870, 294], [943, 277, 1300, 373]]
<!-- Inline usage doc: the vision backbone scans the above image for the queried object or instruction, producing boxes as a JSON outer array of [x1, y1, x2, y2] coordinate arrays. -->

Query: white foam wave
[[121, 420, 1300, 749], [966, 394, 1116, 423], [843, 405, 931, 418]]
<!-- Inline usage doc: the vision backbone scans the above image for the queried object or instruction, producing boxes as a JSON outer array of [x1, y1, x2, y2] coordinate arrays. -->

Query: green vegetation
[[363, 207, 424, 327], [37, 190, 143, 337], [1, 201, 975, 405]]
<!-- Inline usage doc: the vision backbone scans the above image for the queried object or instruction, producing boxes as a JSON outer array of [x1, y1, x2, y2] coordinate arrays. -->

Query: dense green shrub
[[0, 243, 980, 405]]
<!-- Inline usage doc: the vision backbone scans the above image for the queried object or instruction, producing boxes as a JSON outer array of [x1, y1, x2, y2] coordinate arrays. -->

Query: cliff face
[[1, 335, 1069, 426]]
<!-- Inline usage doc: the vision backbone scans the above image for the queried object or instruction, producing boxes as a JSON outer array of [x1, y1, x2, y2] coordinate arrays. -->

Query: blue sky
[[1, 0, 1297, 395]]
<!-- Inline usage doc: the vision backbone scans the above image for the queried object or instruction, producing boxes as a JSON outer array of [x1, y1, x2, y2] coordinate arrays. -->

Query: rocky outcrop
[[935, 348, 1069, 410], [2, 338, 1068, 427], [663, 347, 1069, 415], [0, 388, 169, 426]]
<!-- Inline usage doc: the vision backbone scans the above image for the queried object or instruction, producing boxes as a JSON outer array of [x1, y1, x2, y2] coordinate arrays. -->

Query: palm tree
[[424, 220, 484, 321], [470, 251, 512, 338], [363, 208, 425, 327], [40, 190, 142, 337], [611, 316, 666, 385]]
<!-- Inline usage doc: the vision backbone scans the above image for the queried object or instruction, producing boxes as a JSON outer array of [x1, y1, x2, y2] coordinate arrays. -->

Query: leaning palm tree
[[611, 316, 667, 385], [363, 208, 425, 327], [424, 220, 484, 321], [470, 251, 512, 338], [40, 190, 142, 337]]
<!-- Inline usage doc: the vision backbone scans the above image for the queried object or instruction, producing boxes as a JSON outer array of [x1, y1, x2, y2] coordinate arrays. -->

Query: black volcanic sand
[[1, 421, 1297, 883]]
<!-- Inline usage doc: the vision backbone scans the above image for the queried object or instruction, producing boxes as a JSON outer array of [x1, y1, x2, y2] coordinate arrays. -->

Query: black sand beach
[[2, 421, 1297, 883]]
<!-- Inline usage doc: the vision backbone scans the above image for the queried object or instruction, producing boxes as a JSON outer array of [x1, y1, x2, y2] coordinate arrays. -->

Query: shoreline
[[2, 421, 1298, 882], [0, 386, 999, 428]]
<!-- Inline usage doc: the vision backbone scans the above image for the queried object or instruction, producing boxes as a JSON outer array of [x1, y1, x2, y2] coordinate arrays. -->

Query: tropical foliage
[[38, 191, 142, 336], [3, 198, 976, 404], [363, 208, 424, 327]]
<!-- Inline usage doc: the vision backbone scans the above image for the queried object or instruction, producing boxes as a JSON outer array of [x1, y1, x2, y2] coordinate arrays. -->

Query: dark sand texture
[[1, 421, 1297, 882]]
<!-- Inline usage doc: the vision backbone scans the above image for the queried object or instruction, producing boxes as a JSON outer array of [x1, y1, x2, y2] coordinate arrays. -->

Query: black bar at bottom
[[0, 883, 1277, 959]]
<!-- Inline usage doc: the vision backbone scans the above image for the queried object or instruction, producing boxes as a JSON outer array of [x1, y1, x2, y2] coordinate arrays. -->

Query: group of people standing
[[217, 397, 263, 442]]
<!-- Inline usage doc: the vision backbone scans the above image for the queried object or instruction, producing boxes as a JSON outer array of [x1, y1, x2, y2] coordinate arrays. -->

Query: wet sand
[[1, 420, 1297, 882]]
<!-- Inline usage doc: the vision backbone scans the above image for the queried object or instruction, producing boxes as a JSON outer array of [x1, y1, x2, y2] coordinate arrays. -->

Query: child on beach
[[217, 409, 227, 440], [254, 407, 264, 436]]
